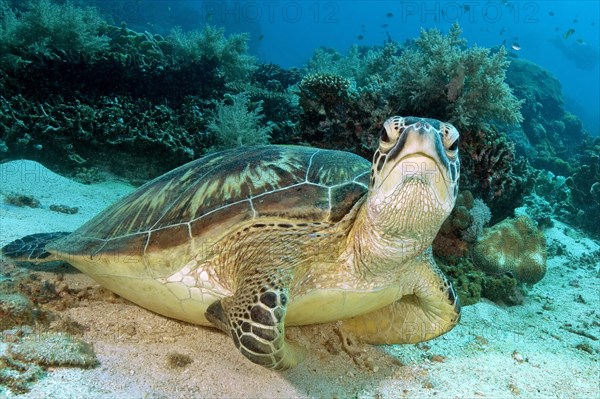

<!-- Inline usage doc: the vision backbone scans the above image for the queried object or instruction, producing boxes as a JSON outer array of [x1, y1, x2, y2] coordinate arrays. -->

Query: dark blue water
[[107, 0, 599, 136]]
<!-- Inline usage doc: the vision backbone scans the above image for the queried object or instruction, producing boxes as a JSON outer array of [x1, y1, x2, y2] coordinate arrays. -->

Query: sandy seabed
[[1, 160, 598, 398]]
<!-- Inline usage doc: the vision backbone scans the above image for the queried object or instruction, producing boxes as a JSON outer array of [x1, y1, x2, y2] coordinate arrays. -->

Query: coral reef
[[393, 23, 523, 130], [434, 191, 478, 261], [0, 1, 265, 181], [297, 70, 393, 158], [298, 24, 531, 219], [0, 94, 204, 181], [523, 142, 600, 239], [303, 24, 523, 132], [472, 215, 547, 284], [505, 57, 587, 177]]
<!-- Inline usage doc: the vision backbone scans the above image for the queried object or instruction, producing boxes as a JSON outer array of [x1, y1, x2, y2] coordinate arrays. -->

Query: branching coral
[[459, 128, 536, 220], [207, 93, 272, 150]]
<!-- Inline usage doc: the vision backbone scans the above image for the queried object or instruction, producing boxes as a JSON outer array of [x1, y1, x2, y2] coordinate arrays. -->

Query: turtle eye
[[441, 123, 460, 155], [380, 116, 403, 152]]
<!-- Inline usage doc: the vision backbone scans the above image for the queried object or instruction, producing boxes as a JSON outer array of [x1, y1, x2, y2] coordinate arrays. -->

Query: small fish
[[463, 5, 470, 12], [511, 42, 521, 51], [548, 11, 554, 16], [386, 12, 393, 18], [258, 34, 264, 41], [555, 27, 560, 31], [356, 35, 364, 40], [576, 38, 585, 45], [573, 19, 578, 23], [563, 28, 575, 39], [381, 24, 388, 28], [499, 27, 506, 35]]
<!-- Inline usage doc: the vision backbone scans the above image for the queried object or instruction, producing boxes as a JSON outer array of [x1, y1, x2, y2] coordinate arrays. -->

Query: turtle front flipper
[[341, 248, 460, 344], [205, 278, 305, 370]]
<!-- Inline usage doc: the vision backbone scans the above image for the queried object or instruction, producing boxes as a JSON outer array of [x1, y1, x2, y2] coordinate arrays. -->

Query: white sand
[[1, 160, 599, 398]]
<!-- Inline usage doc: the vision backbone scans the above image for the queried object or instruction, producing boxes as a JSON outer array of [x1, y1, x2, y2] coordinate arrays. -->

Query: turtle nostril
[[380, 129, 390, 143]]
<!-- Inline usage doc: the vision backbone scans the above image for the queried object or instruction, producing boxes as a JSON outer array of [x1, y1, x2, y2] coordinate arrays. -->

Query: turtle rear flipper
[[341, 248, 461, 344], [205, 275, 306, 371], [1, 232, 70, 262]]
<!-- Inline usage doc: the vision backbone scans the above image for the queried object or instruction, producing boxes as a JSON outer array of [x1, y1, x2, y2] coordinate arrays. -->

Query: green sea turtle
[[2, 116, 461, 370]]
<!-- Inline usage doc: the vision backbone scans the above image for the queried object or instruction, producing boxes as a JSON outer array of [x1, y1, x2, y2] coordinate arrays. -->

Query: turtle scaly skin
[[2, 116, 461, 370]]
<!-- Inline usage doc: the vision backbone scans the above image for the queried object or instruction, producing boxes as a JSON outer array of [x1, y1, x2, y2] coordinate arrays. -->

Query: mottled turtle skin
[[3, 116, 461, 370]]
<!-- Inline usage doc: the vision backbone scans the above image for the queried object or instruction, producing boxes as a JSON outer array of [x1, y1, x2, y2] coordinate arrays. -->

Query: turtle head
[[367, 116, 460, 246]]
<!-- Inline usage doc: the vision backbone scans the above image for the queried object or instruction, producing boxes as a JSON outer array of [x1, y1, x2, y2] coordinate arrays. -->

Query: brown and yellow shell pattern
[[49, 145, 371, 277]]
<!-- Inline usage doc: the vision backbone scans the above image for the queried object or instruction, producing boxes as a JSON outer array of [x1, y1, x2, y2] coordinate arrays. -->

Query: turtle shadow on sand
[[280, 324, 405, 396]]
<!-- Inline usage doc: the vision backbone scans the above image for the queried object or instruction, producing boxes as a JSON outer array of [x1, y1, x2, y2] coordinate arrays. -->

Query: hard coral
[[297, 72, 393, 157], [472, 215, 547, 284]]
